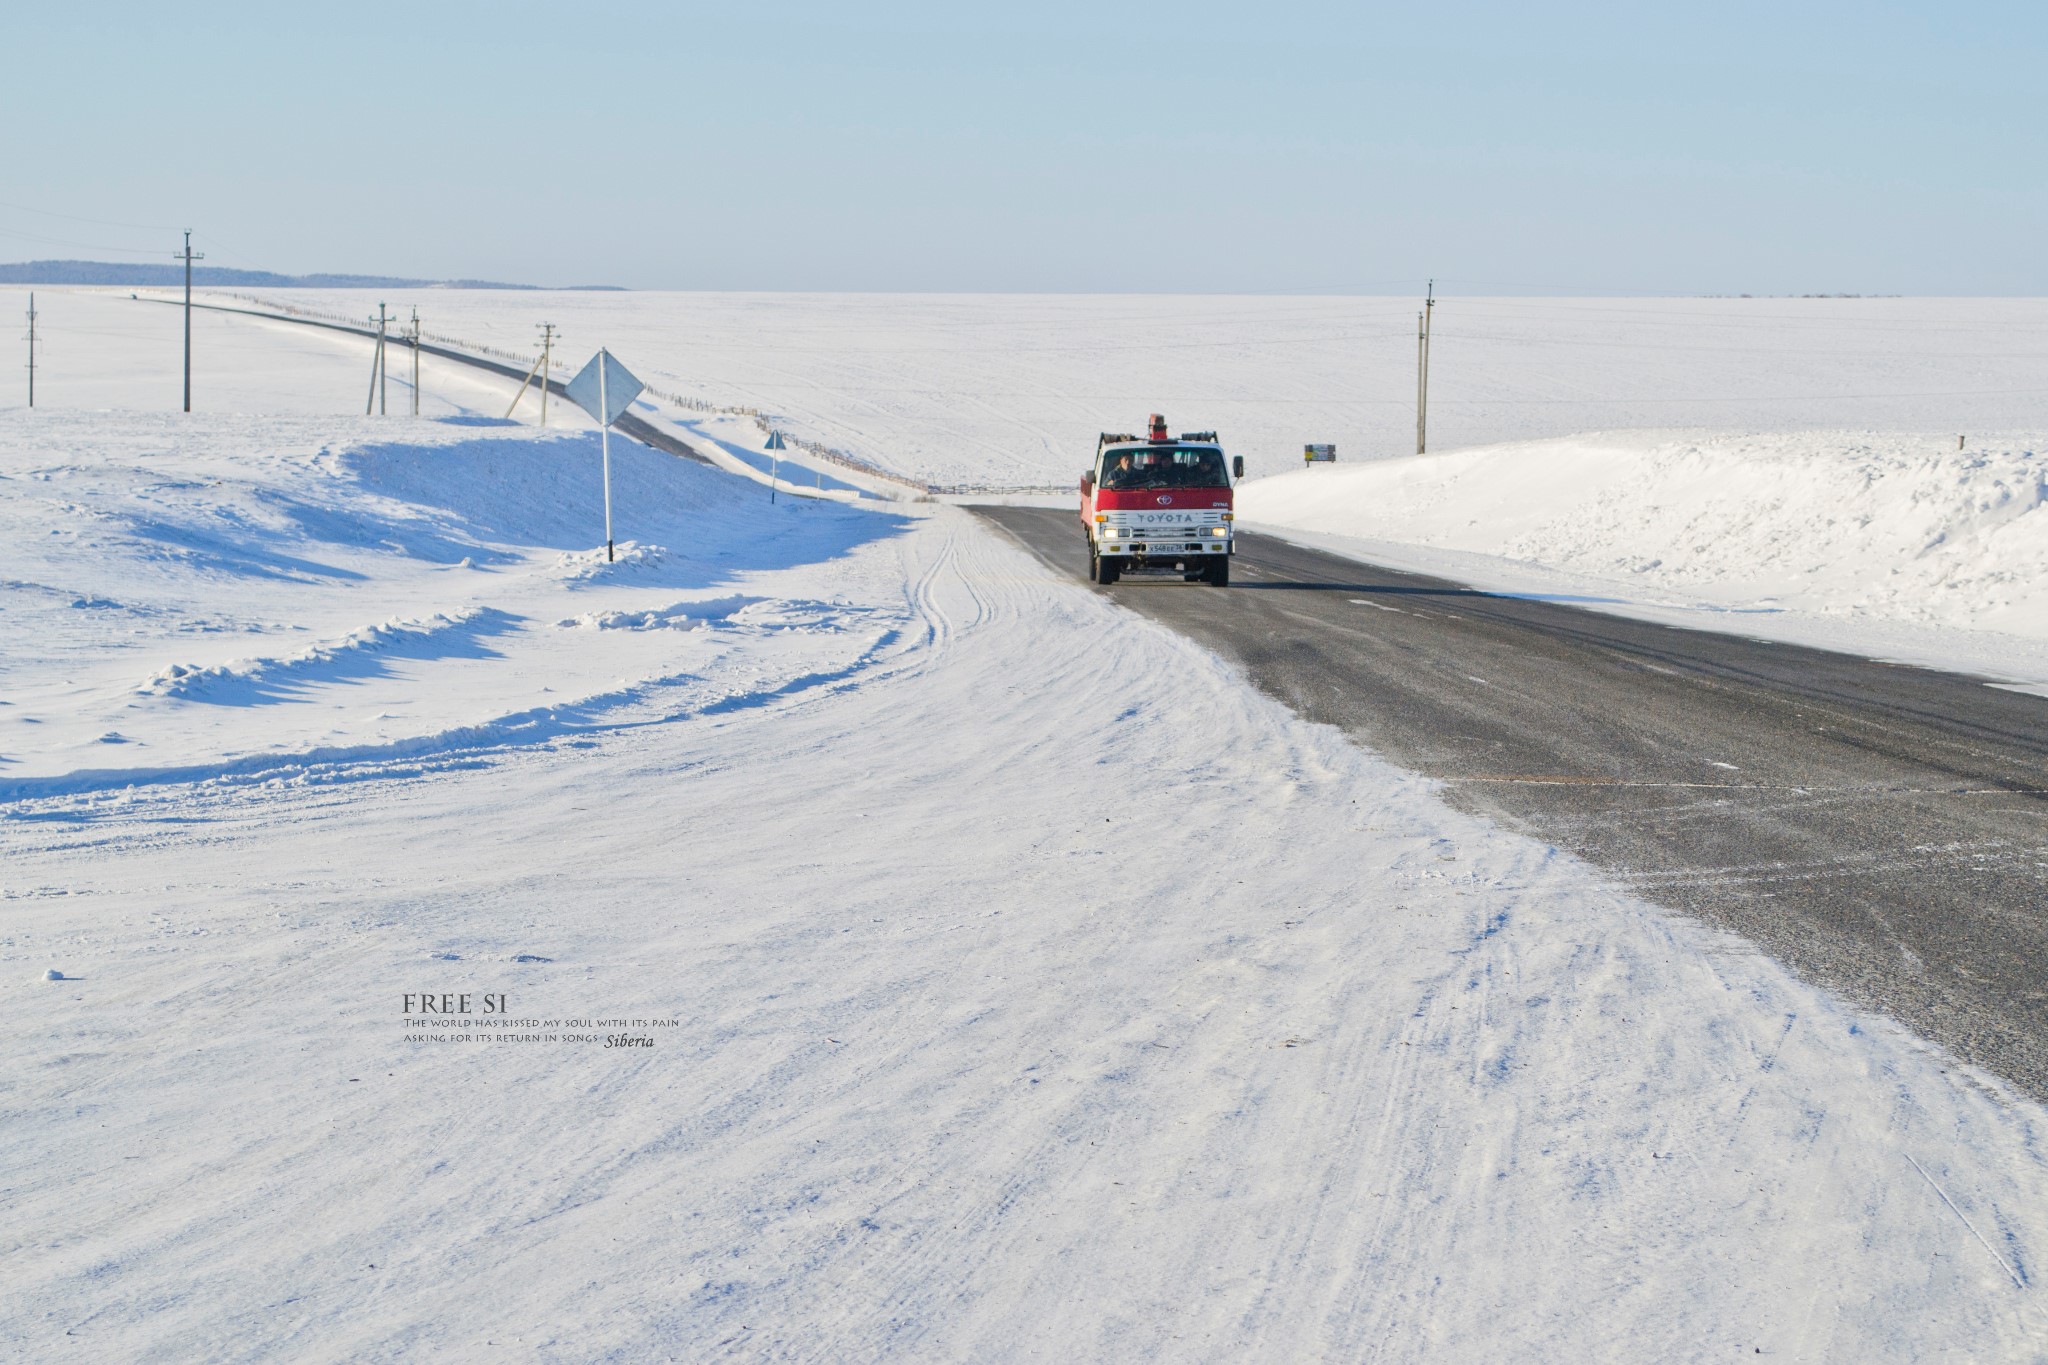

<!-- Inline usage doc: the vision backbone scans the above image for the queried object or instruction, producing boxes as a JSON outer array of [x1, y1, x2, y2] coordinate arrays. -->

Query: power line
[[0, 203, 261, 270], [0, 199, 181, 231], [0, 225, 172, 257], [185, 228, 262, 268]]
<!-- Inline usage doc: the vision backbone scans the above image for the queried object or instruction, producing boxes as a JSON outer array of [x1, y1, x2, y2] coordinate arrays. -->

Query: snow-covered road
[[6, 412, 2044, 1359]]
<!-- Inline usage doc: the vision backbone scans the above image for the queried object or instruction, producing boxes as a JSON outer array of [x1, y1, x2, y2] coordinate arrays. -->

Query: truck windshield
[[1099, 446, 1228, 490]]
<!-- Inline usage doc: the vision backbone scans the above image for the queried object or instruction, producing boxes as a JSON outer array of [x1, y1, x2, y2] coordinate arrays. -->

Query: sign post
[[599, 360, 611, 557], [563, 349, 646, 563], [765, 430, 787, 504]]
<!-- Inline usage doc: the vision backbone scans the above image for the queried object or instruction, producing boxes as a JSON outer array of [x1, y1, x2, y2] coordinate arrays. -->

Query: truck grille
[[1102, 518, 1214, 538]]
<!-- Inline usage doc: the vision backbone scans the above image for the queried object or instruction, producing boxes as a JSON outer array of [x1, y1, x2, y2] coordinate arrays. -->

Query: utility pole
[[176, 231, 204, 412], [538, 323, 555, 427], [366, 302, 394, 415], [1416, 279, 1435, 455], [1415, 310, 1425, 454], [407, 307, 421, 416], [24, 293, 36, 408]]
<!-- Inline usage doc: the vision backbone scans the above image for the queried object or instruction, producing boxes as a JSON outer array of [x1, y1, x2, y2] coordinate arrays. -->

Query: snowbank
[[1237, 430, 2048, 684], [0, 408, 904, 792]]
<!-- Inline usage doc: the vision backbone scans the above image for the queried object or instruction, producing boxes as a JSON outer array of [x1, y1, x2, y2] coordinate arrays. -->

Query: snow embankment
[[0, 409, 906, 795], [1239, 432, 2048, 682]]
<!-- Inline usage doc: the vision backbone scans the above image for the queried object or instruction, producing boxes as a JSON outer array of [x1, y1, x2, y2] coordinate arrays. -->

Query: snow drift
[[1237, 430, 2048, 683], [0, 409, 905, 792]]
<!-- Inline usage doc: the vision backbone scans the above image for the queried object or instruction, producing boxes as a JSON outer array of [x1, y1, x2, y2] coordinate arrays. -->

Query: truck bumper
[[1096, 538, 1232, 557]]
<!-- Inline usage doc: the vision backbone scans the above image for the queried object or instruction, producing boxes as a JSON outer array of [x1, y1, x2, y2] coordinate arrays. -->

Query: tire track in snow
[[12, 508, 2048, 1360]]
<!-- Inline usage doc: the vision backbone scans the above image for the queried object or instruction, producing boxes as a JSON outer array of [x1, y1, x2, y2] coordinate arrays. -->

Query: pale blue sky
[[7, 1, 2044, 292]]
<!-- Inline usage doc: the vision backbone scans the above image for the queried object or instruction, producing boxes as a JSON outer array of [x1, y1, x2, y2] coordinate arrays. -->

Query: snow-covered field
[[77, 284, 2042, 680], [197, 288, 2048, 486], [4, 293, 2046, 1358]]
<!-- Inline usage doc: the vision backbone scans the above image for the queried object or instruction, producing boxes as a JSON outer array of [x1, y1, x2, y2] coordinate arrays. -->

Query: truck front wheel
[[1098, 555, 1122, 585], [1205, 557, 1230, 586]]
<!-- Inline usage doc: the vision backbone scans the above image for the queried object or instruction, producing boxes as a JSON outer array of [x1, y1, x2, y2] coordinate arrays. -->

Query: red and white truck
[[1080, 414, 1243, 585]]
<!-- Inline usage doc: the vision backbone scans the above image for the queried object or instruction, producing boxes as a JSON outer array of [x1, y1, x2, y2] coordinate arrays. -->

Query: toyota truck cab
[[1080, 414, 1243, 585]]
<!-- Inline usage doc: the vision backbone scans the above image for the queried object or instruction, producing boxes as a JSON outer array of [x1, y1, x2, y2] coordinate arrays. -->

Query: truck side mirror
[[1081, 472, 1094, 493], [1232, 456, 1244, 479]]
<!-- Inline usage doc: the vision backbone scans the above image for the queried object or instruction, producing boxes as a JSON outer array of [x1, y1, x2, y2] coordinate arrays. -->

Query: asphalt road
[[976, 505, 2048, 1102]]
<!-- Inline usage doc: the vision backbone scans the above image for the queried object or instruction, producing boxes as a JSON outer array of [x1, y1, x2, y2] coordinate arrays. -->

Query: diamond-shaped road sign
[[564, 349, 644, 427]]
